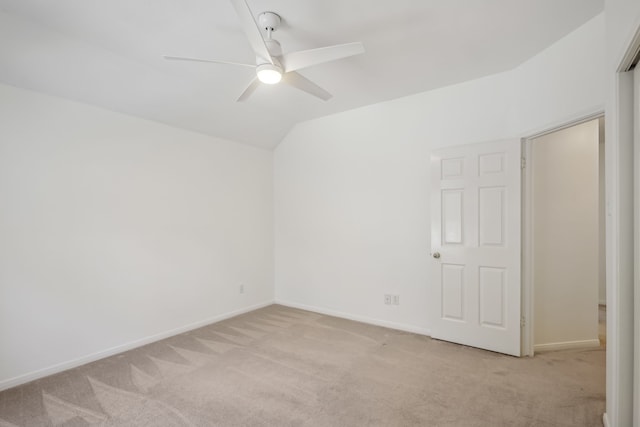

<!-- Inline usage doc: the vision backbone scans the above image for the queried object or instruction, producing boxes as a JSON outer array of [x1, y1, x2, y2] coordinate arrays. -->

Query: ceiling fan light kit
[[256, 63, 282, 84], [163, 0, 364, 102]]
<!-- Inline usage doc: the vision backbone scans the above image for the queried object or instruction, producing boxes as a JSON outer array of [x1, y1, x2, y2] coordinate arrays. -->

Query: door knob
[[433, 252, 441, 259]]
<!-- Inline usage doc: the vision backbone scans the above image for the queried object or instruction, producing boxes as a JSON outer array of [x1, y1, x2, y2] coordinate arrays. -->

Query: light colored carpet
[[0, 305, 605, 426]]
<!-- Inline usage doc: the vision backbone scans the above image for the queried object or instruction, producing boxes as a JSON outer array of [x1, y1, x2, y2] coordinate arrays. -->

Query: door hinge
[[521, 157, 526, 169], [520, 316, 526, 328]]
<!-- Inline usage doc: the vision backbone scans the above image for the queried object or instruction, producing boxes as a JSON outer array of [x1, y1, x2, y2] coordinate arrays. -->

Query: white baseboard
[[534, 339, 601, 353], [275, 299, 431, 336], [602, 412, 609, 427], [0, 299, 274, 392]]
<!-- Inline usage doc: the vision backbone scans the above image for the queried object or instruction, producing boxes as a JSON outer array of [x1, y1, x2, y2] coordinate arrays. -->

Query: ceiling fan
[[163, 0, 365, 102]]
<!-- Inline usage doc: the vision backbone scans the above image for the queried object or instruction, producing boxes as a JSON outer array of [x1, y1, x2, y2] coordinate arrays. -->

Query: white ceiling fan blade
[[281, 42, 364, 73], [282, 72, 332, 101], [229, 0, 274, 64], [163, 55, 254, 68], [237, 77, 261, 102]]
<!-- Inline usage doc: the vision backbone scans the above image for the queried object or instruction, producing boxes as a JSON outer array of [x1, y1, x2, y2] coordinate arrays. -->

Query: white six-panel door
[[430, 139, 521, 356]]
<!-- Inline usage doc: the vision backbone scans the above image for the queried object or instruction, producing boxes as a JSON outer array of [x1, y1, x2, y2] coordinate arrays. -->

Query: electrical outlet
[[239, 284, 244, 294], [393, 295, 400, 305], [384, 294, 392, 305]]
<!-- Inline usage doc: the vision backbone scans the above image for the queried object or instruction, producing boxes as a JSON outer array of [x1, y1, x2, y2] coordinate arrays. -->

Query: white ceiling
[[0, 0, 603, 149]]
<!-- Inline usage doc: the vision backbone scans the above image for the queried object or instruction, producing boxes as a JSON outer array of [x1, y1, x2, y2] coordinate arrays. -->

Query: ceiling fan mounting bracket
[[258, 12, 281, 33]]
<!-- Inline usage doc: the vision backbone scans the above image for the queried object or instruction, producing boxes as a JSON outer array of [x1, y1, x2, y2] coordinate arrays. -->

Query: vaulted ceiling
[[0, 0, 603, 149]]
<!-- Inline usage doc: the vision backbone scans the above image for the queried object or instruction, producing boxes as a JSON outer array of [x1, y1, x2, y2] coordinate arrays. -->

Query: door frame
[[606, 18, 640, 427], [521, 110, 604, 357]]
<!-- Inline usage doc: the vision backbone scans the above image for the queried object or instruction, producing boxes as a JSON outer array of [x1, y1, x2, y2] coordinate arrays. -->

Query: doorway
[[523, 115, 605, 355]]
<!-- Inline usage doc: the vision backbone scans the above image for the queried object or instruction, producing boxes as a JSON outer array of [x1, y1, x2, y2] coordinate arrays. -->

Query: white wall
[[274, 14, 605, 334], [274, 71, 514, 333], [532, 119, 599, 350], [510, 15, 605, 136], [603, 0, 640, 425], [0, 83, 274, 389]]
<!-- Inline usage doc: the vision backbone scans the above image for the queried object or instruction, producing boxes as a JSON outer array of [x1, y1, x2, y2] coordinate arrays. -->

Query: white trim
[[603, 412, 610, 427], [608, 68, 636, 427], [0, 300, 274, 392], [275, 299, 432, 337], [617, 16, 640, 72], [633, 64, 640, 427], [608, 14, 640, 426], [521, 138, 534, 357], [534, 339, 601, 353], [521, 107, 605, 141]]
